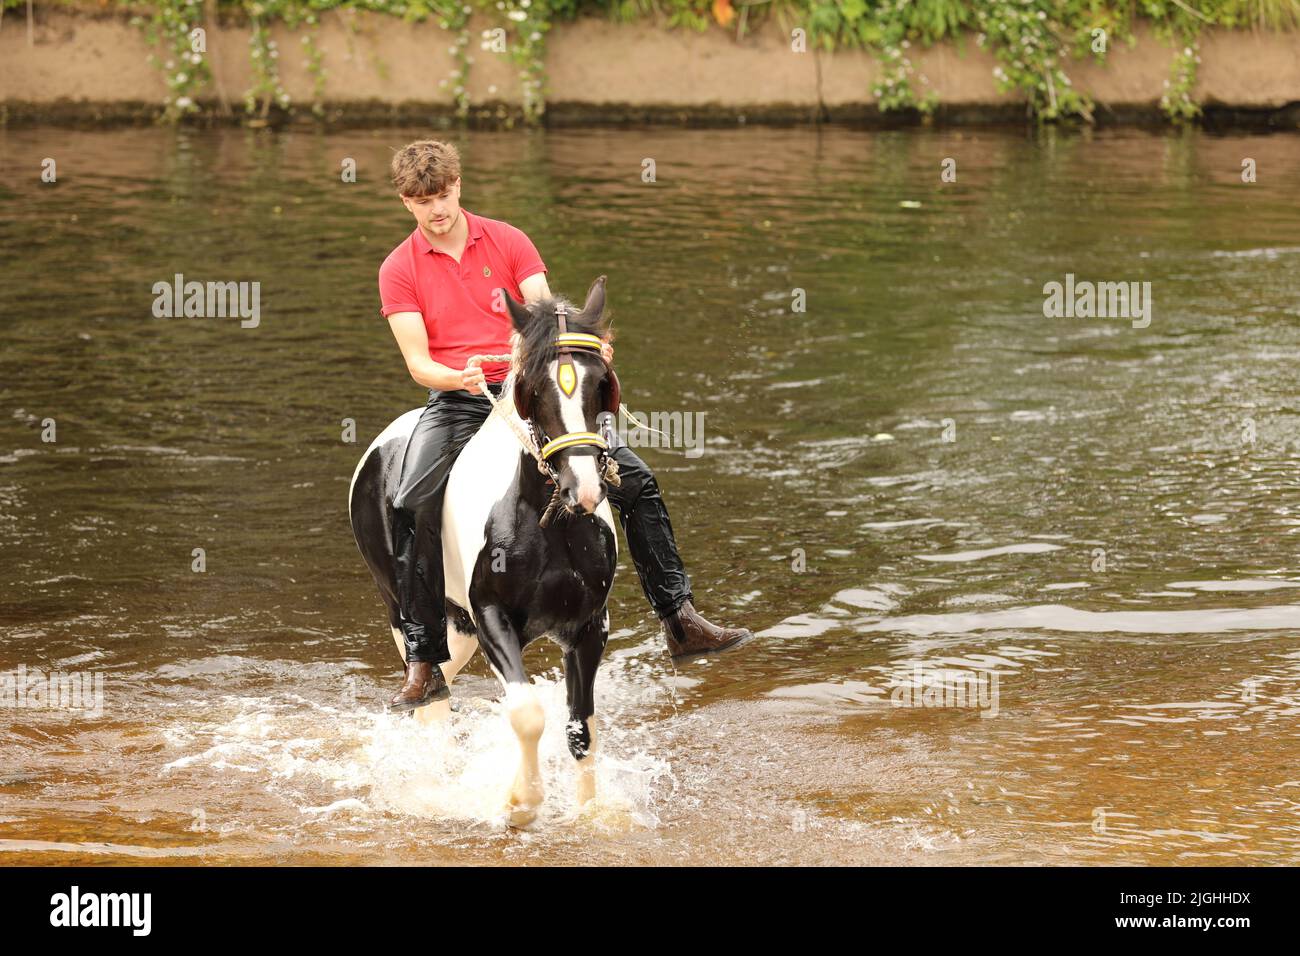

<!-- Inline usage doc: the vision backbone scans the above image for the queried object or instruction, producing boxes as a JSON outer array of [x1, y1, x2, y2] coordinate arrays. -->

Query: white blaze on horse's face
[[549, 357, 605, 514]]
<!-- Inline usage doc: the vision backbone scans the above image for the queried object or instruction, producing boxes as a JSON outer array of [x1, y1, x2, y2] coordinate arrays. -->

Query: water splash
[[160, 655, 676, 835]]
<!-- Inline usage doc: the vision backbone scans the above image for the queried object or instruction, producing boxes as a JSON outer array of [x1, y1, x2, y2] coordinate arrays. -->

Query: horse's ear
[[579, 275, 607, 324], [513, 376, 533, 421], [501, 289, 533, 334]]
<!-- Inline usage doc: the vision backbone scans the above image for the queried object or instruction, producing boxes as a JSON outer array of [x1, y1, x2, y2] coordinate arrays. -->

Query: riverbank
[[2, 6, 1299, 128]]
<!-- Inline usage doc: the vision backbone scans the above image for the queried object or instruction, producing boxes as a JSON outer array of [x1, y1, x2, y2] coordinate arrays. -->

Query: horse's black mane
[[516, 294, 605, 386]]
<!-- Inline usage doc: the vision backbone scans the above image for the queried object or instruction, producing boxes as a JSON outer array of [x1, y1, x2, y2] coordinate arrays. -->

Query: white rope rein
[[465, 353, 544, 466]]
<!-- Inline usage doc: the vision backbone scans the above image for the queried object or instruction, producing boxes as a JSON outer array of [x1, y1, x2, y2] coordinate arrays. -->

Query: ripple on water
[[861, 602, 1300, 637], [916, 543, 1065, 563]]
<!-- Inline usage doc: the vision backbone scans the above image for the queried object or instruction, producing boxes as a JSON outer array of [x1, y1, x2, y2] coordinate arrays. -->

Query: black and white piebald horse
[[349, 276, 621, 827]]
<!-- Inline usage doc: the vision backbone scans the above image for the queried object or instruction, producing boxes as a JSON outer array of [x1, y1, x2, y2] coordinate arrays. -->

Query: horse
[[348, 276, 622, 827]]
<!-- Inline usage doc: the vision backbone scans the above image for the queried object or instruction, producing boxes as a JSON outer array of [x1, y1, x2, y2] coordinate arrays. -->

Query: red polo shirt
[[378, 207, 547, 383]]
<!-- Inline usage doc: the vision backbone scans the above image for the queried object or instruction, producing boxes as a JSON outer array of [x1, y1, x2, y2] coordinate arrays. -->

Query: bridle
[[508, 304, 623, 527]]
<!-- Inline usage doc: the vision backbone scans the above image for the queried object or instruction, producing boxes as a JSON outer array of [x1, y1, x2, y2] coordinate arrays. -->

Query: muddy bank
[[1, 8, 1299, 127]]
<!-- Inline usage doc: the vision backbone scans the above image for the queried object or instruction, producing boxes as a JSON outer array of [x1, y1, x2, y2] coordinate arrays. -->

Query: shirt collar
[[414, 207, 482, 256]]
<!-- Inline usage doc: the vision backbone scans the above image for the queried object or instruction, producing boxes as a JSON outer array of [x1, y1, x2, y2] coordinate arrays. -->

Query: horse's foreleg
[[573, 724, 598, 807], [504, 682, 546, 827], [565, 613, 608, 808], [475, 605, 542, 827]]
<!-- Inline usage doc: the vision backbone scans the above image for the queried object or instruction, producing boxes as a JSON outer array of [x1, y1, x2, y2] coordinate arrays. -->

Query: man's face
[[402, 177, 462, 237]]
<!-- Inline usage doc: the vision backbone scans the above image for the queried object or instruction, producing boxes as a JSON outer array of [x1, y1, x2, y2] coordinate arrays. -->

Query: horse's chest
[[484, 513, 616, 639], [442, 412, 617, 638], [535, 523, 616, 592]]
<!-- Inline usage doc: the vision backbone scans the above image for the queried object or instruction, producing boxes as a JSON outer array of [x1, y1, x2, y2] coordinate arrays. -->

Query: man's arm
[[518, 272, 550, 305], [387, 311, 485, 393], [380, 254, 481, 392], [518, 272, 613, 363]]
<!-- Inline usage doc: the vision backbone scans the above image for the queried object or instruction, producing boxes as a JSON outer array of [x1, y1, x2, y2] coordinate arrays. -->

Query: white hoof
[[576, 763, 596, 806], [505, 800, 539, 829], [574, 724, 598, 807]]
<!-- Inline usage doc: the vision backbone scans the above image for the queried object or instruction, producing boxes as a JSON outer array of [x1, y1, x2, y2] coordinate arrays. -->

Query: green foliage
[[499, 0, 551, 122], [435, 1, 474, 119], [974, 1, 1093, 121], [1162, 40, 1201, 120], [29, 0, 1300, 124], [1236, 0, 1300, 28]]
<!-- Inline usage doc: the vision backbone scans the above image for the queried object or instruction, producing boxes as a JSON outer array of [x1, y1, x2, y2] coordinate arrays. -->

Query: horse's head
[[503, 275, 620, 516]]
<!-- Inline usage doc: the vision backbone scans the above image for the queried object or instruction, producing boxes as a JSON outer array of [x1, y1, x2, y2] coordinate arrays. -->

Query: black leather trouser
[[392, 386, 694, 664]]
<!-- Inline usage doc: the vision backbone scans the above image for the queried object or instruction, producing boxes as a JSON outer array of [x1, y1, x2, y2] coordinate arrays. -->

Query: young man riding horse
[[378, 139, 751, 712]]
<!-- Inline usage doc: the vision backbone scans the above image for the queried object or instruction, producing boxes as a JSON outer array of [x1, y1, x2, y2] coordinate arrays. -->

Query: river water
[[1, 125, 1298, 865]]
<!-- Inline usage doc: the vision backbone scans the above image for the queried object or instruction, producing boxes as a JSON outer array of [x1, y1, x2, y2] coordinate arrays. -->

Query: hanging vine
[[130, 0, 213, 120], [496, 0, 551, 123], [972, 0, 1093, 122], [437, 2, 474, 118]]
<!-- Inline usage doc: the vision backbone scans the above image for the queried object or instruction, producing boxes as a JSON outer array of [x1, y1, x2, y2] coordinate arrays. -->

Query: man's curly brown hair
[[391, 140, 462, 197]]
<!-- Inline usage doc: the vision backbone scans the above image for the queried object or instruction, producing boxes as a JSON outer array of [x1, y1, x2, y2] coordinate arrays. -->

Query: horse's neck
[[471, 407, 551, 512], [458, 407, 614, 567], [485, 410, 602, 532], [510, 447, 553, 513]]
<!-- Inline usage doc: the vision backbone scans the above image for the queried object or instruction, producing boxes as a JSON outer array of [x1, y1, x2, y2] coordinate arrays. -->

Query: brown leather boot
[[662, 600, 753, 657], [387, 661, 450, 713]]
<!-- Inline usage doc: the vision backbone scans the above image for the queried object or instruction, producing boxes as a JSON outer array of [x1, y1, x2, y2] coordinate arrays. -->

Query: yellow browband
[[539, 431, 609, 460], [555, 332, 604, 352]]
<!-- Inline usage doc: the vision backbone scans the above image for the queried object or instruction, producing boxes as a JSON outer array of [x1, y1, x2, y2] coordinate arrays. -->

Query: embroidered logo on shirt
[[483, 266, 492, 277]]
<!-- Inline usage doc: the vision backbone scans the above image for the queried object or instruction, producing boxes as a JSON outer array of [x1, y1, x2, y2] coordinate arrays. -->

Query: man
[[378, 140, 752, 711]]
